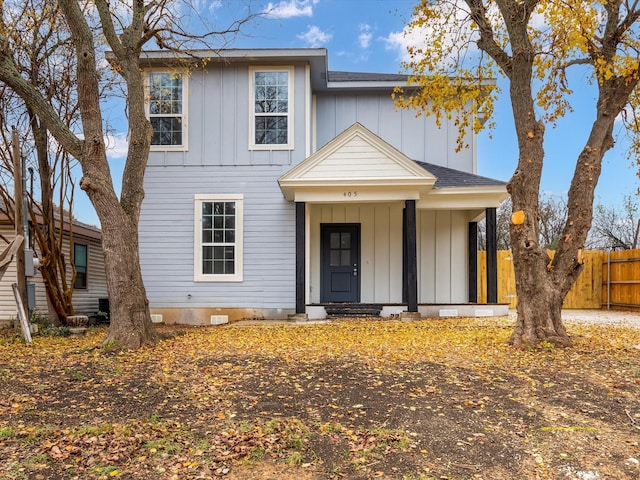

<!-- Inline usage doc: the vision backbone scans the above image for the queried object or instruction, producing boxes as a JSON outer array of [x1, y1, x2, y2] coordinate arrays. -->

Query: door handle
[[353, 264, 358, 276]]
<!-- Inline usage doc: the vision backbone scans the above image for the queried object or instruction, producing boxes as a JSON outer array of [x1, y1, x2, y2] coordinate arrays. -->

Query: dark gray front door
[[320, 224, 360, 303]]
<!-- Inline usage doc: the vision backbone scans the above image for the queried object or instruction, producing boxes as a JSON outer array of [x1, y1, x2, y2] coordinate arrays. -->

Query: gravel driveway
[[509, 309, 640, 327]]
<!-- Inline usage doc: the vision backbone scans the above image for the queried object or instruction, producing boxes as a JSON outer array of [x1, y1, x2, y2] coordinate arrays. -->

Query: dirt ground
[[0, 316, 639, 479]]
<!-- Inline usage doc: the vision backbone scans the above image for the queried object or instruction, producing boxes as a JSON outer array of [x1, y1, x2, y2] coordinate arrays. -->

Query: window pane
[[341, 233, 351, 249], [225, 260, 235, 273], [330, 233, 340, 249], [149, 73, 182, 114], [203, 260, 213, 274], [213, 260, 225, 274], [73, 244, 88, 289], [151, 117, 183, 146], [330, 250, 340, 267], [74, 244, 87, 268], [340, 250, 351, 266], [255, 116, 287, 145], [149, 72, 183, 146]]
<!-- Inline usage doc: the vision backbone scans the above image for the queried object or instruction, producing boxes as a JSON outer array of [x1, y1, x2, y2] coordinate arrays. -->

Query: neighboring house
[[0, 215, 108, 326], [139, 48, 508, 325]]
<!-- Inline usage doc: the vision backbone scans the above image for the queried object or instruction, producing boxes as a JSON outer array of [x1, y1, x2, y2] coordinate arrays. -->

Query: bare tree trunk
[[509, 251, 571, 348], [99, 210, 155, 348], [58, 0, 157, 349]]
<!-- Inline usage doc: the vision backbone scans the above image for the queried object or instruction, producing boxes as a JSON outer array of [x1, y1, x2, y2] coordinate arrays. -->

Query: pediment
[[279, 123, 436, 201]]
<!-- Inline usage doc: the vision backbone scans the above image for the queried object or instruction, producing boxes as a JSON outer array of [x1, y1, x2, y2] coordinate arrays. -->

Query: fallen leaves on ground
[[0, 317, 639, 479]]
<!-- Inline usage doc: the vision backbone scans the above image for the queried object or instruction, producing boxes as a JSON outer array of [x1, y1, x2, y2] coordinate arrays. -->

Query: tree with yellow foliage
[[397, 0, 640, 348]]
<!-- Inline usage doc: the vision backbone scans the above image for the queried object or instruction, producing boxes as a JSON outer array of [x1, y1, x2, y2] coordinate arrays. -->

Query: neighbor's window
[[249, 66, 294, 149], [74, 243, 87, 289], [148, 71, 187, 148], [194, 194, 244, 282]]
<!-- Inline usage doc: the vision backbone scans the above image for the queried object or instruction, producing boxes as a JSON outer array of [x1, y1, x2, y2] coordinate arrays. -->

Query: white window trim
[[194, 194, 244, 282], [145, 69, 189, 152], [248, 66, 294, 151]]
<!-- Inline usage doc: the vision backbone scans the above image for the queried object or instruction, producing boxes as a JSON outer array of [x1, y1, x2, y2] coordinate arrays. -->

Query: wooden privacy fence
[[601, 249, 640, 311], [478, 250, 606, 309]]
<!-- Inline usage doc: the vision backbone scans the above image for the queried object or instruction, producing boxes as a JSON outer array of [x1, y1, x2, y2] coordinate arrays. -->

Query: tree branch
[[0, 36, 82, 159]]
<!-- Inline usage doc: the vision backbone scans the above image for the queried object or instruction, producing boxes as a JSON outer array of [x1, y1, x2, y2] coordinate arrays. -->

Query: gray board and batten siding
[[314, 92, 474, 174]]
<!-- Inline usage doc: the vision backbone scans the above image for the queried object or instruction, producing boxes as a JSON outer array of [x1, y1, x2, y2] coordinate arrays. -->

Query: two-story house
[[139, 48, 508, 325]]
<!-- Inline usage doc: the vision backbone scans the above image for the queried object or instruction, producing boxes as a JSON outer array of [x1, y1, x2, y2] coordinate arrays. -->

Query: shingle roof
[[328, 71, 410, 82], [415, 161, 506, 188]]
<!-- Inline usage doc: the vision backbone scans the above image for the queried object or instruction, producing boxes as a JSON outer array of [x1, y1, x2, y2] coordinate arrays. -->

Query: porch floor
[[306, 303, 509, 320]]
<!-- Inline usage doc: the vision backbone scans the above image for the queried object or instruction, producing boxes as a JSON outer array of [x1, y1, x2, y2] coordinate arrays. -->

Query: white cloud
[[383, 29, 417, 63], [297, 25, 332, 47], [193, 0, 223, 15], [358, 24, 373, 49], [105, 133, 128, 160], [264, 0, 318, 19], [383, 1, 480, 67]]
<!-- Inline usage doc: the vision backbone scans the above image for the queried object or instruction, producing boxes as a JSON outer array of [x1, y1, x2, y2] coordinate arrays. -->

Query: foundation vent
[[150, 314, 163, 324], [475, 309, 494, 317], [210, 315, 229, 325], [439, 309, 458, 317]]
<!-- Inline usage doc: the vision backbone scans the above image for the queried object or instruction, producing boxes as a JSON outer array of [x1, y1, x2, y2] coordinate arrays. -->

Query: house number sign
[[343, 191, 358, 197]]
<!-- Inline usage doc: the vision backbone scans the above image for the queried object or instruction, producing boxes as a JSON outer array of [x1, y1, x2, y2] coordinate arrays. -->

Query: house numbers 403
[[343, 191, 358, 198]]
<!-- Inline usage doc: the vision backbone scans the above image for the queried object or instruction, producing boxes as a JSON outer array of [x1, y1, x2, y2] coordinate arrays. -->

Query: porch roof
[[278, 123, 508, 208]]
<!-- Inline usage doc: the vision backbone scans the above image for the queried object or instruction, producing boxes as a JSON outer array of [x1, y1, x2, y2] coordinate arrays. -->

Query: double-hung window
[[73, 243, 88, 289], [147, 71, 187, 149], [249, 66, 294, 149], [194, 194, 244, 282]]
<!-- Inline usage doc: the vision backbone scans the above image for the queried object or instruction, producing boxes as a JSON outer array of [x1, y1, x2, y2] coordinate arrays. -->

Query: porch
[[278, 123, 509, 320]]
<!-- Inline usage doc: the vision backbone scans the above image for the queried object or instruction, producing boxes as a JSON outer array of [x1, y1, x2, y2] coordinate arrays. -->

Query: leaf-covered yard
[[0, 317, 639, 479]]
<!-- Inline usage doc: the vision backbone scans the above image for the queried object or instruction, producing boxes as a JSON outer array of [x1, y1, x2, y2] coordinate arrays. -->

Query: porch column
[[295, 202, 306, 314], [405, 200, 418, 312], [468, 221, 478, 303], [486, 207, 498, 304]]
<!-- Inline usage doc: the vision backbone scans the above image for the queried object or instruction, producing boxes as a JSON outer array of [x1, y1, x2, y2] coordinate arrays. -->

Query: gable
[[279, 123, 436, 202]]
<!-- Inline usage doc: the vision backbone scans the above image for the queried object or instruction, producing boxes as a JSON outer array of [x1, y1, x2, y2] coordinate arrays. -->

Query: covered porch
[[278, 123, 508, 319]]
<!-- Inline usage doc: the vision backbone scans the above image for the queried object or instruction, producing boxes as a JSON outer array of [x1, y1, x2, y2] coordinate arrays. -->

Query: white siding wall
[[315, 93, 474, 173], [0, 224, 107, 324], [417, 210, 468, 303]]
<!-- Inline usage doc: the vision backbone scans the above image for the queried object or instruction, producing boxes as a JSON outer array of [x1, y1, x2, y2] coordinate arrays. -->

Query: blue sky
[[86, 0, 638, 226]]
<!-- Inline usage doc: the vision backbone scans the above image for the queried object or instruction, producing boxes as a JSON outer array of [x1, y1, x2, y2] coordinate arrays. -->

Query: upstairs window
[[148, 71, 187, 149], [73, 243, 87, 289], [194, 194, 244, 282], [249, 66, 294, 149]]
